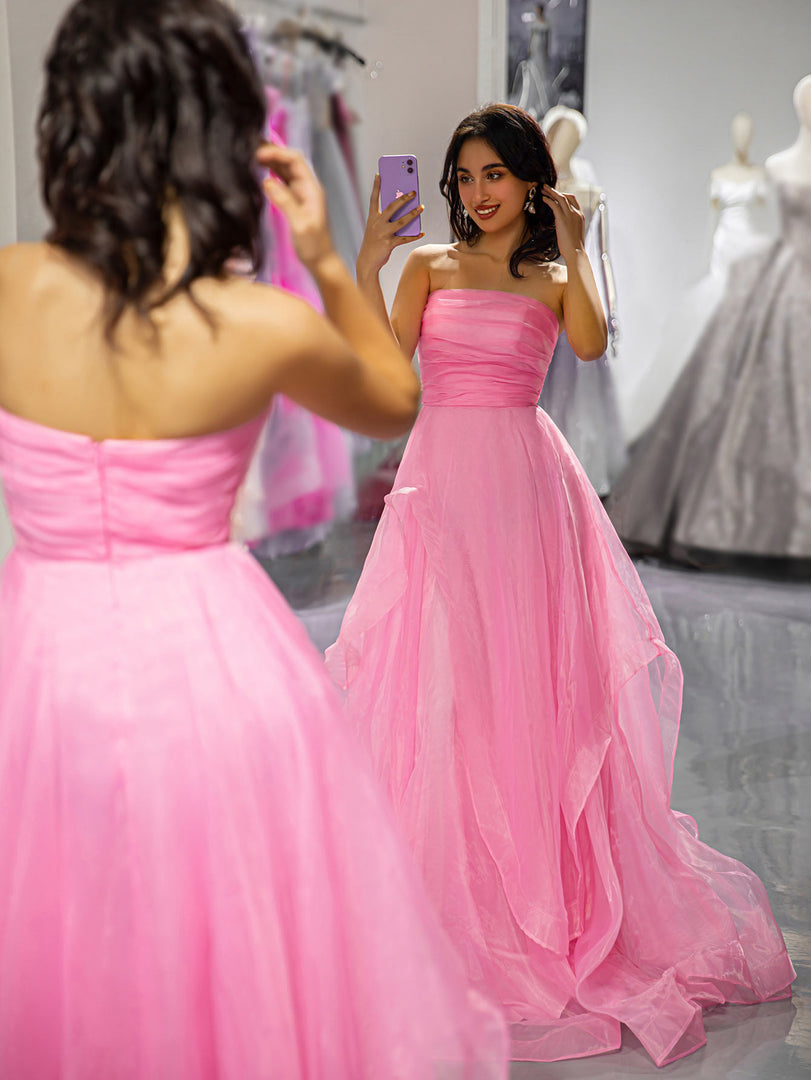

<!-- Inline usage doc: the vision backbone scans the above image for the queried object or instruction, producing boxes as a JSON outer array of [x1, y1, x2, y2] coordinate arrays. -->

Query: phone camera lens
[[407, 167, 414, 174], [407, 159, 413, 165]]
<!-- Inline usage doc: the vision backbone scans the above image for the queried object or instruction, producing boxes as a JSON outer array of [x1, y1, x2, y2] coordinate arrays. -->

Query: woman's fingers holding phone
[[385, 202, 423, 237], [388, 204, 424, 249], [382, 189, 419, 222], [365, 174, 419, 222], [358, 176, 423, 274], [392, 229, 425, 248]]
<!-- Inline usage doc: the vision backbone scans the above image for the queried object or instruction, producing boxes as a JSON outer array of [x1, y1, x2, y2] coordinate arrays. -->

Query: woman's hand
[[258, 142, 334, 271], [541, 184, 586, 263], [356, 174, 424, 280]]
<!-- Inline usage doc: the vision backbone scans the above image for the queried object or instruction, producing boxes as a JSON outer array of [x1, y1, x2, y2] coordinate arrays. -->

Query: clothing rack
[[271, 22, 365, 66], [241, 0, 367, 27], [241, 0, 366, 65]]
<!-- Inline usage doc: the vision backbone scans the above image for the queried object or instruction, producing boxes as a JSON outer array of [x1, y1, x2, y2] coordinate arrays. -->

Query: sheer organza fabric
[[0, 404, 507, 1079], [326, 290, 795, 1067]]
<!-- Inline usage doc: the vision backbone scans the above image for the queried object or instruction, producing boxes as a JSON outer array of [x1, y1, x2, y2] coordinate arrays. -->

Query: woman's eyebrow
[[457, 162, 505, 173]]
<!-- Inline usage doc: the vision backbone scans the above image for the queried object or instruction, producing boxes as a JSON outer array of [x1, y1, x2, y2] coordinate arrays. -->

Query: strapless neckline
[[418, 286, 560, 409], [0, 402, 267, 448], [428, 288, 560, 326]]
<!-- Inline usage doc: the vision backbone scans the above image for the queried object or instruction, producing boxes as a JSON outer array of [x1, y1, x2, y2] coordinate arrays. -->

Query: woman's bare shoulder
[[0, 241, 49, 265], [405, 243, 458, 269], [194, 274, 324, 346], [526, 259, 568, 285], [520, 260, 567, 318], [0, 243, 107, 329], [0, 242, 62, 285]]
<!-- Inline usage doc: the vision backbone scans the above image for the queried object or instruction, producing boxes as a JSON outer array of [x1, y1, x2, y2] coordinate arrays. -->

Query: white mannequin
[[710, 112, 765, 189], [542, 106, 618, 348], [766, 74, 811, 185], [543, 106, 600, 217]]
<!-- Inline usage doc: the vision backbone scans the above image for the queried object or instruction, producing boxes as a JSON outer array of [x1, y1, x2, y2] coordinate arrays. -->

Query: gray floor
[[261, 530, 811, 1078]]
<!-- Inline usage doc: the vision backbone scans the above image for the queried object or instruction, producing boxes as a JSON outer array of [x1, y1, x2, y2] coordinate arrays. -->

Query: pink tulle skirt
[[0, 542, 507, 1078], [327, 402, 796, 1067]]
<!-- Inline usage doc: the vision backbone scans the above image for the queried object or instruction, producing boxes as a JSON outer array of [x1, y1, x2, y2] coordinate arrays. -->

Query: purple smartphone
[[378, 154, 421, 237]]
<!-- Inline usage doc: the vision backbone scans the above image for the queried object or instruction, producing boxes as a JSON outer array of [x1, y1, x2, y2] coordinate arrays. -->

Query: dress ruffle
[[327, 400, 795, 1066]]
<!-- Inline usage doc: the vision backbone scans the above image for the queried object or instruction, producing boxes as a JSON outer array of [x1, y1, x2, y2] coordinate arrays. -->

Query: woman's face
[[456, 137, 532, 232]]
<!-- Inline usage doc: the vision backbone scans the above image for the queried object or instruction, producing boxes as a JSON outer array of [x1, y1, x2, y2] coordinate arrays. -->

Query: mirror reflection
[[0, 1, 809, 1076]]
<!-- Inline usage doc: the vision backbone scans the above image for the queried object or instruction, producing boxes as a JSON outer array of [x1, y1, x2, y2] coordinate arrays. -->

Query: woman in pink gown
[[0, 2, 508, 1076], [325, 104, 795, 1067]]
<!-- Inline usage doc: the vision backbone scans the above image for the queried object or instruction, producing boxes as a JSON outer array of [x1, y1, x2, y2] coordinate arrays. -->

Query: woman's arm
[[389, 248, 432, 359], [255, 144, 421, 437], [355, 173, 425, 346], [542, 184, 607, 362]]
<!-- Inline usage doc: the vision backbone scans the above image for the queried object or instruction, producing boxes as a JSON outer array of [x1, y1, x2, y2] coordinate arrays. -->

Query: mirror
[[3, 0, 811, 606]]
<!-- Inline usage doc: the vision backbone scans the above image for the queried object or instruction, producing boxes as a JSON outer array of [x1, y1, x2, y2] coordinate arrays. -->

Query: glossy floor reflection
[[261, 531, 810, 1079]]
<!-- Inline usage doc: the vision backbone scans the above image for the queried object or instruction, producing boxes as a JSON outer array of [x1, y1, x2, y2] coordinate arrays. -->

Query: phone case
[[378, 155, 421, 237]]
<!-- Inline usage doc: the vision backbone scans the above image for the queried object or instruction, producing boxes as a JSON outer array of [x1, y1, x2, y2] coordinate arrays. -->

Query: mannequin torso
[[543, 108, 617, 347], [710, 111, 766, 200], [766, 74, 811, 186], [711, 162, 766, 186]]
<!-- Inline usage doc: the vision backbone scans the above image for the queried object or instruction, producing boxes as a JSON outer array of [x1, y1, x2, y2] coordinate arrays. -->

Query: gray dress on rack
[[606, 179, 811, 564]]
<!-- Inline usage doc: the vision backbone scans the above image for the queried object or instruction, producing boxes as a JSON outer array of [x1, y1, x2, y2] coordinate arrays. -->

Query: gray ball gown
[[606, 178, 811, 568]]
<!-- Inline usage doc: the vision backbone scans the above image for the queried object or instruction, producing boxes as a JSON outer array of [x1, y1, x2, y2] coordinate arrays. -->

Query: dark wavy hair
[[37, 0, 267, 337], [439, 104, 558, 278]]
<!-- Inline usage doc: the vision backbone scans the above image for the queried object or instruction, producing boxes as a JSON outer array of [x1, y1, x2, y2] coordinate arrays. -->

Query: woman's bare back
[[0, 234, 418, 442], [0, 242, 324, 441]]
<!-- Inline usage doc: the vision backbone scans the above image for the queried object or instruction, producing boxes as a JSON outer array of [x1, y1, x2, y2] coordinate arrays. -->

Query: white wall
[[352, 0, 478, 304], [6, 0, 71, 242], [0, 0, 16, 247], [583, 0, 811, 437], [240, 0, 478, 304]]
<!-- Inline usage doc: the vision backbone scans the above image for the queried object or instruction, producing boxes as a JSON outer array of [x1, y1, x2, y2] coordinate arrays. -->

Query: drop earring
[[523, 185, 537, 213]]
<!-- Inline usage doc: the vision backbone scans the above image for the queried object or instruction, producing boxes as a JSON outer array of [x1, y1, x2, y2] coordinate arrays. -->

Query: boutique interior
[[1, 0, 810, 1076]]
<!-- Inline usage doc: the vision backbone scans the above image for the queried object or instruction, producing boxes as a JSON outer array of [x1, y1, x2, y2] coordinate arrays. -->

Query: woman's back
[[0, 240, 312, 441], [0, 242, 507, 1076]]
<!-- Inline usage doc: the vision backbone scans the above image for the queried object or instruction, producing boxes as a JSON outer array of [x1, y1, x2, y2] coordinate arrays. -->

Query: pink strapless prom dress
[[0, 404, 507, 1079], [325, 290, 795, 1067]]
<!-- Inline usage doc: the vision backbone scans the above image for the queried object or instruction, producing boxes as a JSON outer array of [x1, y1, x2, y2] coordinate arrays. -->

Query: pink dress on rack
[[0, 403, 507, 1079], [325, 289, 795, 1068], [234, 97, 354, 553]]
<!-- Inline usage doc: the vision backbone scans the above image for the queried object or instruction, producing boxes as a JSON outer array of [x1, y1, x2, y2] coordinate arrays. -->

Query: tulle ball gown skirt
[[327, 290, 796, 1068], [0, 405, 507, 1079]]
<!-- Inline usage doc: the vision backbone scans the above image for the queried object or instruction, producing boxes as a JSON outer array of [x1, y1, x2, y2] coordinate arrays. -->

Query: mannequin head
[[440, 103, 558, 277], [541, 105, 588, 173], [546, 117, 581, 173], [38, 0, 267, 334], [731, 112, 754, 158], [794, 74, 811, 130]]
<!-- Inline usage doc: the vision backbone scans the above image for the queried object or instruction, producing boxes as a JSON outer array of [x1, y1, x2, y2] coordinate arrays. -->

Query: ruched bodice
[[419, 290, 559, 407], [0, 406, 265, 560]]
